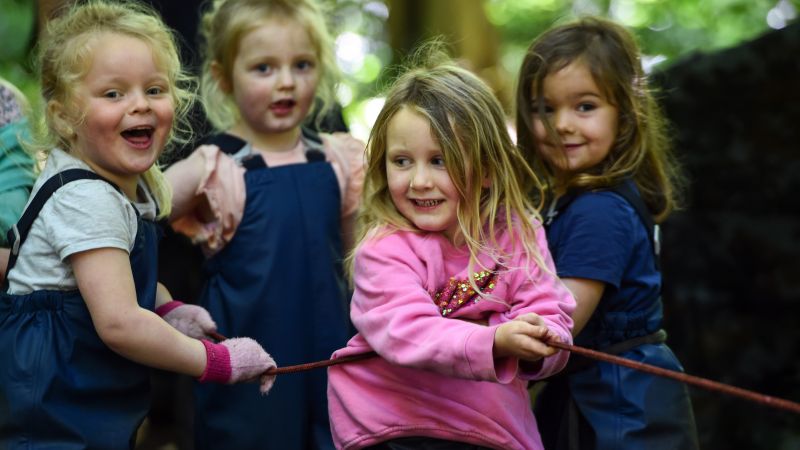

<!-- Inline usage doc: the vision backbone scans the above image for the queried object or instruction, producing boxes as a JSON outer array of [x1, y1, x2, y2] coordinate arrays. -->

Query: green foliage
[[485, 0, 800, 75], [0, 0, 38, 109]]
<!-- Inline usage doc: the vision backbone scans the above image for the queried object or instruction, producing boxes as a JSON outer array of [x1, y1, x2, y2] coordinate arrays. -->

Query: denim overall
[[535, 180, 698, 450], [0, 169, 160, 449], [193, 132, 351, 450]]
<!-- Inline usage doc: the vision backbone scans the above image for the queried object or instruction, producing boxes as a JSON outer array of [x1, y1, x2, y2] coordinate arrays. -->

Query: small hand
[[198, 337, 277, 395], [493, 313, 559, 361], [157, 301, 217, 340]]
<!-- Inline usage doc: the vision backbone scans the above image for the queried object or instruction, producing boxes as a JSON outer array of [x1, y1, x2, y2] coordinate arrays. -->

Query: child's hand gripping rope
[[199, 338, 277, 394], [156, 300, 217, 340], [156, 302, 276, 393]]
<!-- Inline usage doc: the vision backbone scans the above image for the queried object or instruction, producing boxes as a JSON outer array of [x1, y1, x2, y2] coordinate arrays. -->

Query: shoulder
[[320, 131, 365, 152], [357, 228, 422, 258], [562, 189, 637, 227], [46, 177, 133, 220], [320, 132, 366, 167]]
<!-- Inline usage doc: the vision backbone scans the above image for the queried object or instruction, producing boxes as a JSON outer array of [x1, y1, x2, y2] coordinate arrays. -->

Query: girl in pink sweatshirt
[[327, 48, 576, 450]]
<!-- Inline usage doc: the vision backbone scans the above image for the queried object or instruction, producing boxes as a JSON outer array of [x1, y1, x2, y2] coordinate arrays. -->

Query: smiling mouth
[[121, 126, 154, 147], [413, 199, 442, 207]]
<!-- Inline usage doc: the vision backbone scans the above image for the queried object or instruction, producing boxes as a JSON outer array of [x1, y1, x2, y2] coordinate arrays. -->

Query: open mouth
[[121, 126, 154, 148], [413, 199, 442, 207], [271, 99, 296, 112]]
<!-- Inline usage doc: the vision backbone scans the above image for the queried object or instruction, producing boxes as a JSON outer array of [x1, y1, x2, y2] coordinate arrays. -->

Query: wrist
[[198, 339, 232, 383], [155, 300, 185, 317]]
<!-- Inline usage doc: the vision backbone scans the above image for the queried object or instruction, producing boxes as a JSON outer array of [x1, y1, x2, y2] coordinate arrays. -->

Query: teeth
[[415, 199, 440, 207]]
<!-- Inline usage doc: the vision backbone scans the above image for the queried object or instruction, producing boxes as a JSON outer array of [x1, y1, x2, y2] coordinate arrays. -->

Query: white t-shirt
[[6, 148, 158, 294]]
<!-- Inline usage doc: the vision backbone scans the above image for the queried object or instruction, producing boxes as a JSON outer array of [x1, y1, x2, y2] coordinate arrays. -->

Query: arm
[[351, 234, 503, 382], [561, 277, 604, 336], [72, 247, 207, 376], [321, 133, 366, 254], [493, 223, 576, 378], [71, 248, 273, 391], [165, 146, 246, 253], [165, 149, 209, 222]]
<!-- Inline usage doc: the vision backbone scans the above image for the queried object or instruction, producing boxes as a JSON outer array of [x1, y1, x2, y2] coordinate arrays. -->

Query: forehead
[[386, 107, 439, 151], [238, 18, 316, 58], [533, 60, 604, 99], [84, 33, 161, 77]]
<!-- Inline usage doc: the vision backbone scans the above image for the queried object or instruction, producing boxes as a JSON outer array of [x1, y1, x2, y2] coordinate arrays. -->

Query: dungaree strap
[[607, 181, 661, 269], [203, 127, 327, 169], [4, 168, 119, 289]]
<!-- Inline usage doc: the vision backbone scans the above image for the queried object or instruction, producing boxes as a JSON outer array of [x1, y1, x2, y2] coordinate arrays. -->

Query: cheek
[[531, 119, 548, 140], [386, 169, 406, 194]]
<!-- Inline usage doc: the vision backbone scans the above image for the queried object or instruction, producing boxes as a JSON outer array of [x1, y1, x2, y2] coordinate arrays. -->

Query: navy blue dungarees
[[534, 179, 699, 450], [0, 169, 160, 449], [193, 132, 351, 450]]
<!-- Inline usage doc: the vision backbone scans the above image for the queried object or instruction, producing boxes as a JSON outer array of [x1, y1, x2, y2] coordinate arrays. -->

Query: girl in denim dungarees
[[516, 16, 700, 450]]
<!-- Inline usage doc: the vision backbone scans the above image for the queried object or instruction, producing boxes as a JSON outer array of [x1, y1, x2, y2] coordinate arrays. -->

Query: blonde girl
[[0, 2, 275, 448], [164, 0, 365, 448], [327, 49, 575, 450], [515, 16, 698, 450]]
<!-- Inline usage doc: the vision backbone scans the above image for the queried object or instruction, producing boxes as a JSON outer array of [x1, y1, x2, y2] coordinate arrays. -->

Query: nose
[[409, 166, 433, 191], [277, 67, 295, 89], [130, 91, 151, 114], [554, 110, 574, 134]]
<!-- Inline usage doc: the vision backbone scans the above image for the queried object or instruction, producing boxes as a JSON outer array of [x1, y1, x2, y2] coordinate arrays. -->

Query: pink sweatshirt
[[328, 221, 576, 449]]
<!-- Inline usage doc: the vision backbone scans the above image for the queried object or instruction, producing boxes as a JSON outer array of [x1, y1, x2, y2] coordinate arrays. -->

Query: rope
[[208, 331, 800, 415], [207, 331, 377, 374]]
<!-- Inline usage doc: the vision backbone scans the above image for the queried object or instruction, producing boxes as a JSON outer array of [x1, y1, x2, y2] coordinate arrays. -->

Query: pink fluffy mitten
[[197, 338, 277, 394], [156, 300, 217, 340]]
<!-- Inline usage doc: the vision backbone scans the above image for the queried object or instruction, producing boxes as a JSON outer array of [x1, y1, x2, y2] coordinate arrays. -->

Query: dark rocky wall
[[653, 20, 800, 449]]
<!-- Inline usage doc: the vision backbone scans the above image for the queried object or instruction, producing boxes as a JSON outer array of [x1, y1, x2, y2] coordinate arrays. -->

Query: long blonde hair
[[32, 0, 196, 218], [199, 0, 340, 131], [350, 45, 547, 280], [516, 17, 685, 222]]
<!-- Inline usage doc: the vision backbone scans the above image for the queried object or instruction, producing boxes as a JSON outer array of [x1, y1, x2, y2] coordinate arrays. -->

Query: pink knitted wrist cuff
[[155, 300, 185, 317], [198, 339, 232, 383]]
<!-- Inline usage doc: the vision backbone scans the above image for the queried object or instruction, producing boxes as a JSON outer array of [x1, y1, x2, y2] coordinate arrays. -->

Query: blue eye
[[147, 86, 163, 96], [431, 156, 445, 167], [104, 90, 121, 99], [577, 103, 596, 112], [296, 60, 314, 71], [255, 63, 271, 74]]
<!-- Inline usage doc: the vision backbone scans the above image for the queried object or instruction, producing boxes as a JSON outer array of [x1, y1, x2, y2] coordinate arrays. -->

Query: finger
[[514, 313, 544, 326], [519, 338, 557, 359]]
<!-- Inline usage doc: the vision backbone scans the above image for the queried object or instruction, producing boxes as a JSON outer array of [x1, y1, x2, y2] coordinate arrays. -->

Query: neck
[[228, 124, 302, 153]]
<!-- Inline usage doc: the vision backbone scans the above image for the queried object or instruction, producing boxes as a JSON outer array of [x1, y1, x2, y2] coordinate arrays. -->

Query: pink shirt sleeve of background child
[[321, 132, 365, 217], [167, 145, 246, 256]]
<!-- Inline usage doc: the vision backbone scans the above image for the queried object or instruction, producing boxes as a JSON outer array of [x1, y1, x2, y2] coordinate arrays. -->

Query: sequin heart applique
[[433, 270, 498, 316]]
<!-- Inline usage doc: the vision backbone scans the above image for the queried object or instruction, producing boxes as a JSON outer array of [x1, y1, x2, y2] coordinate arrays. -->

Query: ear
[[210, 61, 231, 94]]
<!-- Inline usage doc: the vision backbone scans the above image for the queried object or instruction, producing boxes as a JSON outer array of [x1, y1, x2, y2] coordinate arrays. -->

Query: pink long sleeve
[[165, 145, 246, 255], [348, 232, 514, 382]]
